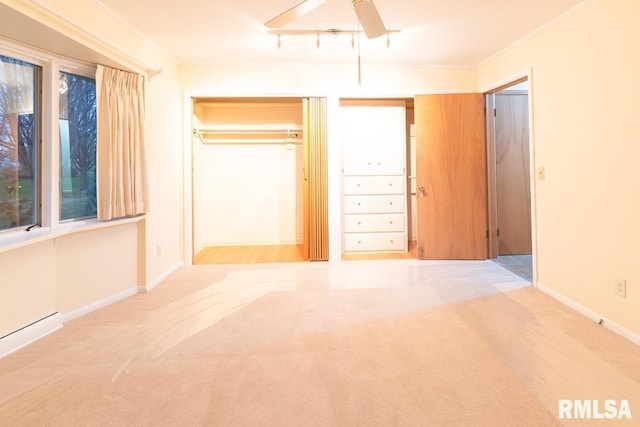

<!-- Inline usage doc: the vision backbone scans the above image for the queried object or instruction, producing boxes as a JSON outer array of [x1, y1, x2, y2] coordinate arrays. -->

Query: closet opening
[[190, 97, 310, 265], [339, 98, 417, 261]]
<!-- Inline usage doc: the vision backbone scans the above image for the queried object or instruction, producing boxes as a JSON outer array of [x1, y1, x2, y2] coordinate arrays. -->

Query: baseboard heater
[[0, 312, 62, 358]]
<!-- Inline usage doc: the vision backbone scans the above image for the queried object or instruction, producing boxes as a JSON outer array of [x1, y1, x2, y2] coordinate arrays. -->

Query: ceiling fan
[[265, 0, 387, 39]]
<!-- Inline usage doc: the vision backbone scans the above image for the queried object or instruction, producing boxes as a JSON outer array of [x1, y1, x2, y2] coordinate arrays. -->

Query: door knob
[[418, 185, 426, 198]]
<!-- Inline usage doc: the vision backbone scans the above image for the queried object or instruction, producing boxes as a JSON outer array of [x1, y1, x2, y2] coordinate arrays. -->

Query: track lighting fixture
[[268, 29, 399, 50]]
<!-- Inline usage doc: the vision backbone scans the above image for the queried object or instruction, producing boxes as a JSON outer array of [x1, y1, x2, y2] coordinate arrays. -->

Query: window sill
[[0, 215, 145, 255]]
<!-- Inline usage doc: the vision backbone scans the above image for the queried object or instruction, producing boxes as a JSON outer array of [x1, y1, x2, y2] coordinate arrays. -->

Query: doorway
[[486, 80, 533, 281], [190, 97, 314, 265]]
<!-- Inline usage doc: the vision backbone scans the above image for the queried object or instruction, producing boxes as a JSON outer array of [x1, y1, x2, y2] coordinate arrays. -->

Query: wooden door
[[415, 94, 487, 260], [495, 93, 531, 255]]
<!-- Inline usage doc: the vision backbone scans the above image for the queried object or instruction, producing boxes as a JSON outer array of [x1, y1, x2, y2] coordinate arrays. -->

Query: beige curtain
[[95, 65, 148, 220], [304, 98, 328, 261]]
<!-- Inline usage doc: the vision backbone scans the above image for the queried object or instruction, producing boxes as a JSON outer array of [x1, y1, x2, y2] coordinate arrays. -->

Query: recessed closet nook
[[191, 97, 417, 265]]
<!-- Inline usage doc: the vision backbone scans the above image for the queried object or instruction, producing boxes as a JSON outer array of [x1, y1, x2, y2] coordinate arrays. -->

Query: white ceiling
[[96, 0, 587, 66]]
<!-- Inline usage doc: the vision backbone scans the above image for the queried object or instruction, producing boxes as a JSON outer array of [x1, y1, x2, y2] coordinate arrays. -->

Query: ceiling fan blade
[[353, 0, 386, 39], [265, 0, 329, 29]]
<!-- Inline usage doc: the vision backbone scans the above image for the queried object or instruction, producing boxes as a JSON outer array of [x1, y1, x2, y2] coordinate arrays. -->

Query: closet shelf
[[196, 123, 302, 132], [193, 124, 303, 145]]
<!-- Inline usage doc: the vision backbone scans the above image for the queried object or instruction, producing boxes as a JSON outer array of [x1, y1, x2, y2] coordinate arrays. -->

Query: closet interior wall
[[191, 98, 305, 256]]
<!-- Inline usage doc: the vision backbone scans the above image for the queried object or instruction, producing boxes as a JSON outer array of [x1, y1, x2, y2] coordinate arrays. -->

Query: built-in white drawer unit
[[341, 104, 408, 254], [344, 195, 405, 214], [343, 175, 404, 195], [344, 213, 405, 233], [344, 232, 406, 252]]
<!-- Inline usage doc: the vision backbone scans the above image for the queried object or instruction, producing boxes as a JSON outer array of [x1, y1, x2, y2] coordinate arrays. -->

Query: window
[[59, 71, 96, 220], [0, 40, 100, 242], [0, 54, 40, 232]]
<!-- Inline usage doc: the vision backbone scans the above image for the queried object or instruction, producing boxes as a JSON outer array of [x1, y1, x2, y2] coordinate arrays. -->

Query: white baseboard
[[1, 261, 185, 358], [536, 282, 640, 346], [139, 261, 184, 293], [0, 313, 63, 359], [62, 287, 138, 324]]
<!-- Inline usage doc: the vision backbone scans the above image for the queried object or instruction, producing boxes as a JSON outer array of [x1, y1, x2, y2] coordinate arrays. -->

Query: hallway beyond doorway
[[493, 255, 533, 282]]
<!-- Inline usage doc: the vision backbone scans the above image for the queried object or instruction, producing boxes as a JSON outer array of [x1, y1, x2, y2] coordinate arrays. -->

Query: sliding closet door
[[302, 101, 310, 260], [303, 98, 329, 261]]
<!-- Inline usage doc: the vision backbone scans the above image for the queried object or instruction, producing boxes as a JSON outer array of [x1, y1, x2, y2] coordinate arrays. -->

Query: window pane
[[59, 71, 96, 220], [0, 55, 39, 231]]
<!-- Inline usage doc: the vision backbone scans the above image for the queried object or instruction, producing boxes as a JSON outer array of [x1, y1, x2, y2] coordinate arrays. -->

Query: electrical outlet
[[615, 279, 627, 298]]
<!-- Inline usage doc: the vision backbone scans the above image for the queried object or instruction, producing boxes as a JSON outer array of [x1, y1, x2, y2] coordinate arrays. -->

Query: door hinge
[[493, 108, 497, 117], [497, 228, 500, 237], [486, 230, 489, 239]]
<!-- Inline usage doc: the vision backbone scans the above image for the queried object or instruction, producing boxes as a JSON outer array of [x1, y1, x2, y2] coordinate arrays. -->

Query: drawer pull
[[357, 221, 361, 225], [389, 202, 393, 205], [390, 240, 394, 243], [357, 202, 361, 206], [389, 221, 393, 224], [357, 183, 360, 187], [358, 240, 362, 244]]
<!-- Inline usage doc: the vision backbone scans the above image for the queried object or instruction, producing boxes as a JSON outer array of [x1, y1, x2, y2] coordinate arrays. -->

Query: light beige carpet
[[1, 263, 639, 426]]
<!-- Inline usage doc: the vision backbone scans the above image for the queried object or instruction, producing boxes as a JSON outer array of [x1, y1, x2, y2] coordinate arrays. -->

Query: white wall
[[193, 140, 303, 249], [478, 0, 640, 336], [0, 223, 139, 337], [55, 223, 139, 313], [0, 241, 57, 337], [143, 63, 183, 283]]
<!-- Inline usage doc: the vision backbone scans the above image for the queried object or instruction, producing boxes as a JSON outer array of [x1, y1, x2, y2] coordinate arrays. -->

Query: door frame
[[182, 92, 313, 264], [482, 70, 538, 284]]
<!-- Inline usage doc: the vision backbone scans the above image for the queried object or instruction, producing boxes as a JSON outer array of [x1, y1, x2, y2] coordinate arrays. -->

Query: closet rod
[[197, 129, 302, 135], [201, 139, 303, 145]]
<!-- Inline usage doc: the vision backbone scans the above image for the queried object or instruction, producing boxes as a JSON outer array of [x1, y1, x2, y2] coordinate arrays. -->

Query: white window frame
[[0, 38, 141, 252], [57, 61, 97, 224], [0, 40, 48, 234]]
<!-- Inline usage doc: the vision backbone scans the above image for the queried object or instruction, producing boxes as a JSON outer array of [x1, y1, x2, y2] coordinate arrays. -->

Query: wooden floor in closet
[[195, 241, 418, 264], [194, 244, 306, 264]]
